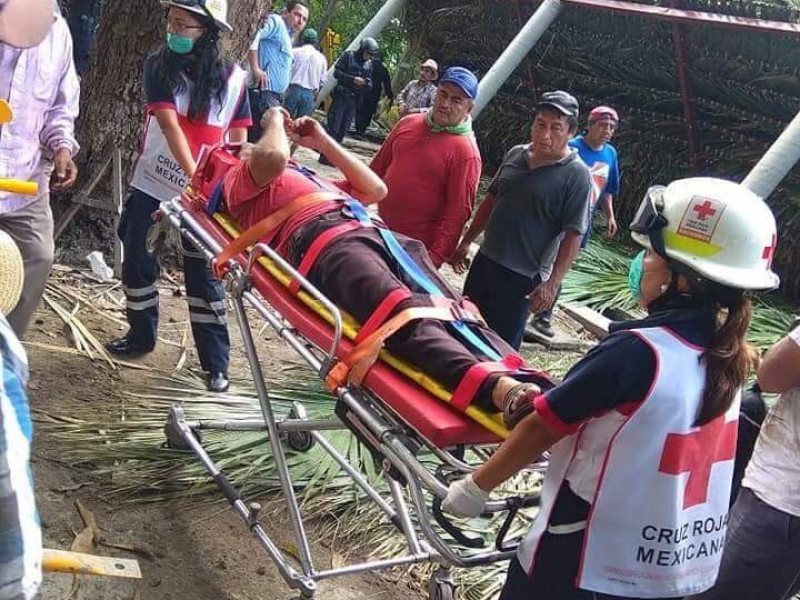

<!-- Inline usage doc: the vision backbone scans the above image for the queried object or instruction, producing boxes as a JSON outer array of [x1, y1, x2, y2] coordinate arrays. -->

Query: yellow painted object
[[42, 549, 142, 579], [214, 213, 510, 440], [0, 179, 39, 196], [0, 100, 12, 124]]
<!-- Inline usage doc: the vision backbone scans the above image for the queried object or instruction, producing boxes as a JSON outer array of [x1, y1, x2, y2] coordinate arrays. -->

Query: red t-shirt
[[223, 160, 351, 229], [370, 113, 482, 267]]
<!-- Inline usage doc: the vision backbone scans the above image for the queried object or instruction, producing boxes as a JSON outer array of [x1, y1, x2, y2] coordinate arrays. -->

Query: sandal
[[502, 382, 540, 430]]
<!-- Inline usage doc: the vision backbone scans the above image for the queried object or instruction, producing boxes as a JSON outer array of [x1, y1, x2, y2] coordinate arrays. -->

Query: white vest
[[518, 327, 740, 598], [130, 66, 248, 201]]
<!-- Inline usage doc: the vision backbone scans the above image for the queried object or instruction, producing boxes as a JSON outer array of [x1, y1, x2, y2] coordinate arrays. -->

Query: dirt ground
[[27, 143, 589, 600]]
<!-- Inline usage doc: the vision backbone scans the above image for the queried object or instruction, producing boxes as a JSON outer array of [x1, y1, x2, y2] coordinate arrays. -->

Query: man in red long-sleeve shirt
[[370, 67, 482, 268]]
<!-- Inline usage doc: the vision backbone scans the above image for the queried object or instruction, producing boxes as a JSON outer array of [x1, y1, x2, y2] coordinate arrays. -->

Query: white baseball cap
[[0, 0, 53, 49]]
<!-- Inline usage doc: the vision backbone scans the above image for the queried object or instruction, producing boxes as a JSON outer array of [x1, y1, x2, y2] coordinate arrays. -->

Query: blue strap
[[344, 200, 501, 361], [207, 181, 225, 215]]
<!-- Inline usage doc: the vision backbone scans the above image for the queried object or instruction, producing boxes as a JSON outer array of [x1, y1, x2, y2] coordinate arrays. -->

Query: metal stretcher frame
[[159, 193, 545, 599]]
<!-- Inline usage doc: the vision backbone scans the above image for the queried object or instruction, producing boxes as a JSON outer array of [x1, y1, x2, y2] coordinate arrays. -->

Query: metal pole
[[314, 0, 409, 107], [669, 0, 702, 171], [471, 0, 563, 118], [742, 110, 800, 199]]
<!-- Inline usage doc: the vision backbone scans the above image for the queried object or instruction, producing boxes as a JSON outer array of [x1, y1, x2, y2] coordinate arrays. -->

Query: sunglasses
[[630, 186, 669, 257]]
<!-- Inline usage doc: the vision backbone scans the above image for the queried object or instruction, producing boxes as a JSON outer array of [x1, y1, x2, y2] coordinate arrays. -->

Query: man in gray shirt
[[451, 91, 591, 349]]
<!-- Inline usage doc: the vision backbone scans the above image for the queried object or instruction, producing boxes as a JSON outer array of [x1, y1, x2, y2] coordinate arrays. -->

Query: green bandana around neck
[[425, 110, 473, 136]]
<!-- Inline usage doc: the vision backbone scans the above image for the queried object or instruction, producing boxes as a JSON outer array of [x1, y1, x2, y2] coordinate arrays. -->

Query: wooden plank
[[42, 549, 142, 579], [561, 303, 611, 339]]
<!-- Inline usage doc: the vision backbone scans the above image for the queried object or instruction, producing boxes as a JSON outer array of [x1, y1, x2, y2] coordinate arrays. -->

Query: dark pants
[[119, 190, 230, 373], [501, 540, 680, 600], [355, 94, 380, 134], [464, 252, 540, 351], [247, 89, 284, 142], [284, 85, 315, 119], [301, 224, 516, 410], [67, 9, 98, 76], [325, 93, 358, 143], [687, 488, 800, 600]]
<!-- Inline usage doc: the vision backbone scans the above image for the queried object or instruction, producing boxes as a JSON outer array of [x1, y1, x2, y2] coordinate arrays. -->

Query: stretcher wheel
[[428, 580, 456, 600], [428, 568, 457, 600], [286, 430, 314, 453], [285, 405, 315, 453]]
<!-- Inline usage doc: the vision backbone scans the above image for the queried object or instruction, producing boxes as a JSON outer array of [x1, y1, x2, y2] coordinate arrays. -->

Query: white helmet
[[630, 177, 779, 291], [160, 0, 232, 32], [0, 230, 24, 316]]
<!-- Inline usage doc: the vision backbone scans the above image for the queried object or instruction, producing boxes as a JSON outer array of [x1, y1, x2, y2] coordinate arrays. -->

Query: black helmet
[[360, 37, 380, 55]]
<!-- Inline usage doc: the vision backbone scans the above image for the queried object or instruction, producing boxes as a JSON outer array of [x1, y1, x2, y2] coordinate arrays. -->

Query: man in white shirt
[[283, 27, 327, 118], [691, 323, 800, 600]]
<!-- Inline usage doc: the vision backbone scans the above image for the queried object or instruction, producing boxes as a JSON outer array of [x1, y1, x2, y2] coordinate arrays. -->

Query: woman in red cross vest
[[443, 177, 780, 599]]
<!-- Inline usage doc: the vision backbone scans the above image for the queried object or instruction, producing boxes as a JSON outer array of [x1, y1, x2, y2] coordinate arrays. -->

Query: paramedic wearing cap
[[283, 28, 327, 119], [444, 178, 781, 599], [370, 67, 481, 268], [531, 104, 622, 338], [107, 0, 252, 394], [247, 0, 309, 141], [0, 3, 79, 338], [396, 59, 438, 116], [451, 91, 591, 350], [689, 324, 800, 599]]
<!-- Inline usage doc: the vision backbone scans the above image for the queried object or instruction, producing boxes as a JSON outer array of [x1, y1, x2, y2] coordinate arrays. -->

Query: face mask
[[167, 32, 195, 55], [628, 250, 646, 301]]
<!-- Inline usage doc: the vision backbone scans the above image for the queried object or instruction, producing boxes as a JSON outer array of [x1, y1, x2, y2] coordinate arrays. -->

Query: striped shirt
[[0, 315, 40, 599]]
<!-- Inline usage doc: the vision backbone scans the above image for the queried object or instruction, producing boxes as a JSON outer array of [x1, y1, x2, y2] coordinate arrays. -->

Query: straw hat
[[0, 230, 24, 315]]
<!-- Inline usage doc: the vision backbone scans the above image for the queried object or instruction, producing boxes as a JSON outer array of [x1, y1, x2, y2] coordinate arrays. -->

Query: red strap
[[288, 221, 362, 293], [450, 355, 525, 411], [354, 288, 413, 344], [275, 200, 343, 255]]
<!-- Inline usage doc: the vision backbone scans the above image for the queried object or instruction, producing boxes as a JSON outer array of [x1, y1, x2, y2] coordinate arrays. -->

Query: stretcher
[[160, 145, 548, 599]]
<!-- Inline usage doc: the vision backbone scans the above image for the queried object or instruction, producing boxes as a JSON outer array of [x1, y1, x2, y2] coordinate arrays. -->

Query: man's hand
[[52, 148, 77, 191], [398, 104, 408, 116], [527, 280, 558, 314], [260, 106, 290, 132], [606, 215, 618, 238], [253, 68, 269, 90], [286, 116, 329, 152], [449, 242, 471, 275], [354, 76, 366, 87]]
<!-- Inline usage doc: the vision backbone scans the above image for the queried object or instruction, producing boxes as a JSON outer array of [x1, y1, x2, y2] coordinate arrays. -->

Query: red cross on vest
[[762, 233, 777, 267], [692, 200, 717, 220], [658, 415, 738, 509]]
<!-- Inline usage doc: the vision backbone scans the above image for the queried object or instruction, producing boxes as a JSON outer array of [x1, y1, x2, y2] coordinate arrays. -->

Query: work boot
[[106, 336, 154, 358], [207, 372, 230, 393], [531, 317, 555, 339]]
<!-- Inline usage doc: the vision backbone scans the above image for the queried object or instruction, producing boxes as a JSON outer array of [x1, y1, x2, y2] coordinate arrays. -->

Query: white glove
[[442, 474, 490, 518]]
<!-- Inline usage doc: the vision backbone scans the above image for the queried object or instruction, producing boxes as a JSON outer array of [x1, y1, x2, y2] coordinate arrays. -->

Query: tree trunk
[[317, 0, 340, 39], [71, 0, 261, 211]]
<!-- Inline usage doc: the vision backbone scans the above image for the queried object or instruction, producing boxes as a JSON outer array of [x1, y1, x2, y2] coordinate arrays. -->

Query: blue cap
[[439, 67, 479, 100]]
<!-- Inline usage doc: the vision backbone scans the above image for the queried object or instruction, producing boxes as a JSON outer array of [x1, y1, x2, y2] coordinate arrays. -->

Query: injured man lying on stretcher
[[219, 107, 551, 427]]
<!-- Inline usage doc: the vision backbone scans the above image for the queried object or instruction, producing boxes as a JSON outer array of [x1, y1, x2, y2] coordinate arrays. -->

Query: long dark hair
[[151, 18, 228, 121], [696, 292, 757, 426]]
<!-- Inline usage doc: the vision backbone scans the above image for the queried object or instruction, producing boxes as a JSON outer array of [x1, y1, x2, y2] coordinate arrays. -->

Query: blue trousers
[[325, 93, 358, 143], [118, 190, 230, 373], [463, 252, 540, 351], [284, 85, 315, 119]]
